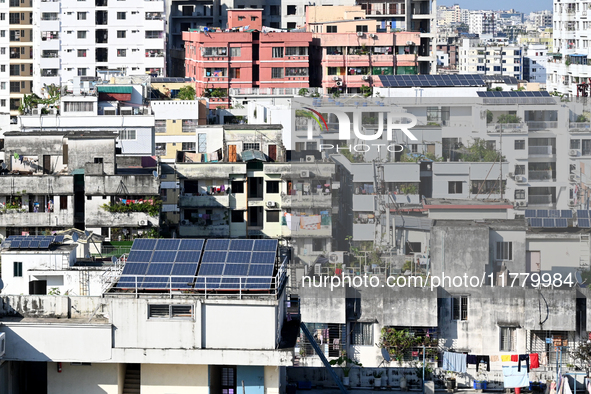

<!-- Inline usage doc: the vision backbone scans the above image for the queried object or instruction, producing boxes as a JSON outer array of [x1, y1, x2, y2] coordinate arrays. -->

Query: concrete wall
[[48, 362, 119, 394], [141, 364, 208, 394], [85, 175, 160, 196], [67, 138, 116, 174]]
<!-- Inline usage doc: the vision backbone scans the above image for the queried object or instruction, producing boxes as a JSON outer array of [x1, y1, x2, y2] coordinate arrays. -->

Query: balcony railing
[[528, 146, 554, 155], [528, 195, 553, 205], [487, 123, 528, 133], [569, 122, 591, 132], [528, 170, 554, 181], [527, 121, 558, 130]]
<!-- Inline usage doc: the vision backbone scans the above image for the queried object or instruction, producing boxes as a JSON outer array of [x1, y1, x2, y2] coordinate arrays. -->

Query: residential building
[[531, 10, 553, 28], [183, 11, 313, 107], [35, 0, 166, 91], [437, 4, 462, 27], [468, 11, 497, 36], [7, 0, 32, 124], [547, 0, 591, 96], [523, 44, 548, 86], [459, 38, 523, 79]]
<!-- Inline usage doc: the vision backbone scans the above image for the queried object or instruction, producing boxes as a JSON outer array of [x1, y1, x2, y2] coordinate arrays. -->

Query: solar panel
[[224, 264, 249, 276], [249, 264, 274, 276], [561, 210, 573, 218], [199, 263, 225, 276], [204, 239, 230, 251], [29, 240, 40, 249], [179, 239, 205, 251], [549, 210, 560, 218], [40, 240, 51, 248], [20, 240, 31, 248], [229, 239, 254, 251], [530, 218, 543, 227], [251, 252, 276, 265], [578, 210, 590, 218], [127, 250, 153, 262], [580, 219, 591, 228], [152, 251, 177, 262], [226, 251, 251, 264], [133, 239, 157, 250], [379, 74, 485, 88], [194, 277, 221, 290], [202, 251, 227, 263], [525, 210, 536, 218], [477, 91, 551, 98], [537, 210, 549, 218], [156, 239, 181, 250], [556, 218, 568, 228], [175, 251, 201, 262], [9, 240, 20, 248], [543, 219, 555, 227], [53, 235, 64, 243], [253, 239, 279, 251]]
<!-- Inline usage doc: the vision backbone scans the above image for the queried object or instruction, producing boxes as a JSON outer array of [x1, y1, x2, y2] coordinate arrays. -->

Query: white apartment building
[[547, 0, 591, 96], [34, 0, 166, 92], [459, 38, 523, 79], [523, 43, 548, 86], [469, 11, 497, 36], [531, 10, 553, 28], [437, 4, 461, 26], [0, 1, 11, 136]]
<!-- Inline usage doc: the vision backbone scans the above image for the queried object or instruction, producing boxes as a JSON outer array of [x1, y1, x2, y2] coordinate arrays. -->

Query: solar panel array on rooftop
[[1, 235, 64, 249], [379, 74, 485, 88], [477, 91, 551, 98], [116, 239, 205, 289]]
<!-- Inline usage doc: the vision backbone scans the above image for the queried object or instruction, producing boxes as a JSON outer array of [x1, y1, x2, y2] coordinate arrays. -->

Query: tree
[[571, 341, 591, 375], [486, 110, 493, 124], [360, 84, 372, 98], [178, 85, 196, 100], [496, 114, 522, 124], [379, 328, 421, 364]]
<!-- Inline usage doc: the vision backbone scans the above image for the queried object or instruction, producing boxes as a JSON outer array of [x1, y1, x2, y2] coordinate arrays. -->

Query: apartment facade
[[35, 0, 166, 91], [468, 11, 497, 36], [459, 38, 523, 79], [523, 43, 548, 86]]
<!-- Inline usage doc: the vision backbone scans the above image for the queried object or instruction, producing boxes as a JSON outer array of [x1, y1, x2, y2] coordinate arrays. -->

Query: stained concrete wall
[[141, 364, 208, 394], [48, 362, 119, 394]]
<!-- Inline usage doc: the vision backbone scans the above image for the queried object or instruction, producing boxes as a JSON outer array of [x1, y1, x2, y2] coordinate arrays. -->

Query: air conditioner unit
[[300, 170, 310, 178], [357, 31, 364, 37], [362, 75, 369, 81], [335, 81, 342, 86], [506, 172, 514, 178], [31, 108, 40, 115], [515, 175, 526, 183], [48, 108, 57, 115], [328, 251, 344, 264], [138, 220, 148, 226], [104, 109, 116, 115], [305, 155, 315, 162], [332, 76, 340, 81], [569, 149, 579, 156], [519, 201, 528, 207], [266, 201, 277, 208], [370, 33, 377, 38], [569, 174, 577, 181]]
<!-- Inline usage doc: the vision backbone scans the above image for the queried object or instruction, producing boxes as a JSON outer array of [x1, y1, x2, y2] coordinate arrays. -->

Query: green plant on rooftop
[[101, 198, 162, 217], [178, 85, 196, 100], [496, 114, 522, 124]]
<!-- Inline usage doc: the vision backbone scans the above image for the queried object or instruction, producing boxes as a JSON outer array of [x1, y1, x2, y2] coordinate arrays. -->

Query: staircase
[[123, 364, 140, 394]]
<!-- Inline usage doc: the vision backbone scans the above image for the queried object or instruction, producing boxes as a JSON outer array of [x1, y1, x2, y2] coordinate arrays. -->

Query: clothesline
[[442, 351, 543, 374]]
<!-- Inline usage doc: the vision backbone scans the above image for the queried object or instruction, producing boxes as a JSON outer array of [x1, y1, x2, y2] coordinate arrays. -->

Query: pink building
[[183, 14, 313, 106], [227, 8, 263, 31]]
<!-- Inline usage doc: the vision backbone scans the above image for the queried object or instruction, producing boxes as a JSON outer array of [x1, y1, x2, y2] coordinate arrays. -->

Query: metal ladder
[[80, 270, 89, 296], [299, 322, 348, 394], [580, 234, 590, 270]]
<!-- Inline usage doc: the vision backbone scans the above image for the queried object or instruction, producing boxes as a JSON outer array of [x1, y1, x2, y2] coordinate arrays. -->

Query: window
[[571, 139, 581, 149], [272, 47, 283, 58], [356, 25, 368, 33], [287, 5, 296, 15], [0, 100, 5, 107], [514, 140, 525, 150], [243, 143, 260, 151], [148, 304, 193, 319], [119, 130, 136, 140], [270, 5, 279, 15], [64, 101, 93, 112], [221, 366, 236, 394], [471, 180, 505, 194], [266, 181, 280, 193], [238, 16, 244, 21], [286, 47, 308, 56], [202, 47, 228, 57], [197, 133, 207, 153], [117, 30, 126, 38], [145, 31, 161, 39], [496, 241, 513, 260], [287, 22, 296, 29], [155, 143, 166, 156], [427, 107, 441, 121], [267, 210, 279, 222], [515, 165, 525, 175], [9, 64, 19, 76], [448, 181, 462, 194], [231, 180, 244, 193], [204, 68, 227, 77], [77, 31, 86, 39], [231, 210, 244, 222], [251, 16, 257, 21], [271, 68, 284, 79], [117, 12, 126, 19], [515, 189, 525, 199], [327, 25, 337, 33], [452, 296, 468, 321], [500, 327, 516, 351], [60, 196, 68, 210], [94, 158, 103, 164], [285, 68, 308, 77], [230, 47, 241, 57], [182, 142, 196, 151], [229, 68, 241, 78], [77, 49, 87, 57], [117, 49, 126, 57], [78, 68, 86, 76], [10, 82, 20, 93], [13, 261, 22, 277], [77, 12, 86, 20], [351, 322, 373, 345]]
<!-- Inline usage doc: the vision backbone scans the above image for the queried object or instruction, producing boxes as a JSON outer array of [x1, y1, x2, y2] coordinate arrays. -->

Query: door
[[526, 251, 541, 275], [43, 155, 50, 174], [228, 145, 236, 162], [268, 144, 277, 161]]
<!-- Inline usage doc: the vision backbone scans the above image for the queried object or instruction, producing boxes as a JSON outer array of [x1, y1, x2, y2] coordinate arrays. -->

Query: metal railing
[[528, 195, 553, 205], [528, 170, 554, 181], [569, 122, 591, 130], [527, 121, 558, 130], [528, 146, 554, 155], [230, 87, 321, 96]]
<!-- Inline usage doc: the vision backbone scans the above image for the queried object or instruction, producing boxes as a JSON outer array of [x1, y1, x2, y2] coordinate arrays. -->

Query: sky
[[437, 0, 552, 14]]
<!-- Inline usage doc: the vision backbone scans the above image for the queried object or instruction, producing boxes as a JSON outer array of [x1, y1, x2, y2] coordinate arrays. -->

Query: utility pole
[[500, 123, 503, 199]]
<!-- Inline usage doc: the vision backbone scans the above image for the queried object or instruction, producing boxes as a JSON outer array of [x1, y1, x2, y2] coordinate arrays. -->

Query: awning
[[241, 150, 267, 162], [97, 86, 133, 94]]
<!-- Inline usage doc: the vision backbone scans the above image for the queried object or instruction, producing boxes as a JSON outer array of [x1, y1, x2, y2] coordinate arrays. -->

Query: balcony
[[179, 195, 229, 208], [0, 176, 73, 195], [569, 122, 591, 133], [528, 195, 553, 206], [178, 224, 229, 237], [85, 175, 159, 195], [527, 121, 558, 131], [280, 193, 332, 208], [486, 123, 528, 134], [0, 210, 74, 227], [282, 225, 331, 238], [86, 209, 158, 227], [528, 146, 554, 156], [528, 171, 554, 182]]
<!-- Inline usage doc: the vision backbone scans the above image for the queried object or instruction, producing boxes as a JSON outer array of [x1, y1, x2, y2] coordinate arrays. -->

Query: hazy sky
[[437, 0, 553, 14]]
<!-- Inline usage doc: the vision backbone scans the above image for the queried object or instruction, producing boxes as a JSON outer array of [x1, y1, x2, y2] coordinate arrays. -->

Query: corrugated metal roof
[[241, 150, 267, 162], [97, 86, 133, 94], [393, 215, 431, 231]]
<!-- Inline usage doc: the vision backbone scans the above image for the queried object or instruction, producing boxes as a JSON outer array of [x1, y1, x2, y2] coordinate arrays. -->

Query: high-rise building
[[546, 0, 590, 96], [459, 38, 523, 79], [469, 11, 497, 36]]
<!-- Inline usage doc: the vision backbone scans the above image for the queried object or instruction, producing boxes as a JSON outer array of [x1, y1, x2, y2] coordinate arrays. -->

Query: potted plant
[[373, 371, 383, 388], [329, 355, 362, 386], [446, 372, 457, 391], [473, 370, 487, 390]]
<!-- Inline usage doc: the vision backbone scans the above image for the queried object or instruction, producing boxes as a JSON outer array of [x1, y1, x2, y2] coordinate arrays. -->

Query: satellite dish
[[111, 256, 117, 264], [381, 348, 391, 363], [84, 230, 90, 237], [152, 170, 159, 179], [72, 233, 79, 242], [1, 163, 6, 170]]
